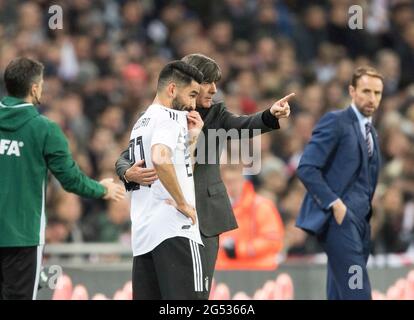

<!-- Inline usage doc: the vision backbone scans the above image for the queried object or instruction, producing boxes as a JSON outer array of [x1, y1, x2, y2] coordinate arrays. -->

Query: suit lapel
[[371, 125, 381, 175], [371, 126, 379, 158], [347, 107, 369, 165], [194, 105, 220, 170]]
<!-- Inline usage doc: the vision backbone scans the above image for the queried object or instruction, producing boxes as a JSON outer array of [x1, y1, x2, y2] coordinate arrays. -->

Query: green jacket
[[0, 96, 105, 247]]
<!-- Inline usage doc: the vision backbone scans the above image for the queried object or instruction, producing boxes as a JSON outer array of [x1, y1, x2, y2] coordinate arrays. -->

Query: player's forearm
[[152, 145, 186, 205], [155, 163, 187, 205]]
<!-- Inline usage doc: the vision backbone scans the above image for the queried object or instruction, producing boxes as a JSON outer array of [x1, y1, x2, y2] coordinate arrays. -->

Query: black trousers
[[132, 236, 208, 300], [200, 233, 219, 298], [0, 246, 42, 300]]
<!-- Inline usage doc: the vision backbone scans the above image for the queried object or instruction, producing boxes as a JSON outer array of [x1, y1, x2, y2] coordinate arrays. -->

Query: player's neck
[[153, 95, 172, 109]]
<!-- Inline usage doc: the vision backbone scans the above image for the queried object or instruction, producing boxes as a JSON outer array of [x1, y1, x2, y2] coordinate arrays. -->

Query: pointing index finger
[[278, 92, 296, 103]]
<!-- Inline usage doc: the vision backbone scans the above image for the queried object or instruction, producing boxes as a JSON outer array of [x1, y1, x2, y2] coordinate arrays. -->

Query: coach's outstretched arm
[[115, 94, 294, 186], [44, 119, 124, 201], [219, 93, 294, 137], [296, 112, 347, 224]]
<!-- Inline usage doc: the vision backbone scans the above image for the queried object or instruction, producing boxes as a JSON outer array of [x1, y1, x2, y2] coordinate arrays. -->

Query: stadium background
[[1, 0, 414, 299]]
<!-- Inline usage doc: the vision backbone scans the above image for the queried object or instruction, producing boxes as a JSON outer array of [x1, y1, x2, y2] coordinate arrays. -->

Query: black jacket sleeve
[[115, 147, 138, 191], [261, 109, 280, 129], [218, 103, 280, 137]]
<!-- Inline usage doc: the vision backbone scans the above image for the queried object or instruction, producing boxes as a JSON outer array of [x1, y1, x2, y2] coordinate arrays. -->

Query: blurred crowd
[[1, 0, 414, 262]]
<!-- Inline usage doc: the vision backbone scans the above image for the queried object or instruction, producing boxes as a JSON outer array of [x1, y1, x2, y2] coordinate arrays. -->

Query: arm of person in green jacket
[[43, 120, 109, 198]]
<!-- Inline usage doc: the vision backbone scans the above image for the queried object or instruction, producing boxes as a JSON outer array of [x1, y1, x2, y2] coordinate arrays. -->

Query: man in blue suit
[[296, 67, 384, 300]]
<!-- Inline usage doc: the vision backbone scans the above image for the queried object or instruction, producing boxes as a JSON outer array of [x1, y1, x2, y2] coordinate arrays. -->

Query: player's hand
[[332, 198, 347, 225], [165, 199, 197, 225], [187, 111, 204, 141], [100, 178, 125, 202], [270, 93, 295, 119], [125, 160, 158, 185]]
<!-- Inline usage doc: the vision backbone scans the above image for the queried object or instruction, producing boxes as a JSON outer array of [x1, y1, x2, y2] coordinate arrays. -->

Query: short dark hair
[[4, 57, 44, 98], [157, 60, 204, 92], [181, 53, 222, 83], [351, 66, 384, 88]]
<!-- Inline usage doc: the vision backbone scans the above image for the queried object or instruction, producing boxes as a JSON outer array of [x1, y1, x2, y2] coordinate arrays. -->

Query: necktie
[[365, 122, 373, 157]]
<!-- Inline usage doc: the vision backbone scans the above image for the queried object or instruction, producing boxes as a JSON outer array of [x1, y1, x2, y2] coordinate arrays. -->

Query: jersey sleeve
[[150, 111, 181, 152], [43, 120, 105, 198]]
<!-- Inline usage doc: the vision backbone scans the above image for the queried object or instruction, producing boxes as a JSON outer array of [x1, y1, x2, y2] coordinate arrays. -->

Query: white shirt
[[351, 103, 374, 146], [129, 104, 203, 256]]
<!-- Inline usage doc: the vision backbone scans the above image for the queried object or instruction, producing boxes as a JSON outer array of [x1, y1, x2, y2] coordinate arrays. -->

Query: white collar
[[351, 103, 372, 125], [149, 103, 188, 116]]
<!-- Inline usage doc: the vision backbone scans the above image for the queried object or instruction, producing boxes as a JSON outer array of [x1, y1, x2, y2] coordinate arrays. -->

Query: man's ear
[[167, 82, 177, 98], [348, 85, 355, 98], [30, 83, 37, 98]]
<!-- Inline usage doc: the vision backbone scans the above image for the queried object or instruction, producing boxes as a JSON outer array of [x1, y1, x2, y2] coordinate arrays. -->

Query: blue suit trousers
[[318, 208, 372, 300]]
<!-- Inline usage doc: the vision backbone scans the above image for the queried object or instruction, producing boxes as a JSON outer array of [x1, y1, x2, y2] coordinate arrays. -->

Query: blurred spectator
[[50, 190, 84, 243], [212, 0, 256, 41], [400, 21, 414, 85], [257, 155, 288, 203], [278, 178, 323, 255], [82, 194, 131, 244], [216, 163, 284, 270], [45, 217, 70, 244], [374, 182, 414, 253], [293, 4, 328, 64], [376, 49, 401, 96]]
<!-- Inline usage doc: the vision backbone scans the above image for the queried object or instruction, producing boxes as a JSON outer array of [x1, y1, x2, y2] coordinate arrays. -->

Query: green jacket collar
[[0, 96, 34, 108]]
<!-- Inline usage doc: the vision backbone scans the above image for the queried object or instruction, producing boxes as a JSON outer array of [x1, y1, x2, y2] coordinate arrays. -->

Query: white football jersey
[[129, 103, 203, 256]]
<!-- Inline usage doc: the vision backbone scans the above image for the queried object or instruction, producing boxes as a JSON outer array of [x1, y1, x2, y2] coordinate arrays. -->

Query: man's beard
[[172, 96, 190, 111]]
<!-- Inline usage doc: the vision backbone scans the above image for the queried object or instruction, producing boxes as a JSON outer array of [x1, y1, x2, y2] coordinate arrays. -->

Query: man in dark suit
[[296, 66, 383, 300], [115, 53, 293, 296]]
